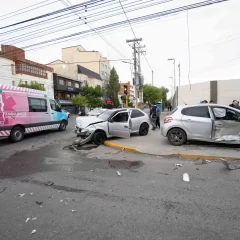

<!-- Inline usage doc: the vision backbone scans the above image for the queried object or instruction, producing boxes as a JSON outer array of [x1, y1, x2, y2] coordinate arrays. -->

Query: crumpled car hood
[[76, 116, 103, 128]]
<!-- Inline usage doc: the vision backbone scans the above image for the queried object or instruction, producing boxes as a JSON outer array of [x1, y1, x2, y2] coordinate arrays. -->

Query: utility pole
[[126, 38, 142, 108], [152, 70, 154, 86], [137, 44, 145, 104], [178, 63, 181, 86]]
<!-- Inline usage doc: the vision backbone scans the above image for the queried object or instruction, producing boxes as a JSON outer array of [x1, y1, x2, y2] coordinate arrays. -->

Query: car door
[[181, 106, 212, 140], [130, 109, 146, 132], [108, 111, 130, 138], [49, 99, 67, 125], [211, 106, 240, 142]]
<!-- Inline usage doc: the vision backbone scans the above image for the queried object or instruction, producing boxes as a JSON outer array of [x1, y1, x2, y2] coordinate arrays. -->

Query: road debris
[[175, 164, 183, 167], [205, 160, 211, 163], [183, 173, 190, 182], [59, 200, 63, 203], [31, 230, 36, 235], [72, 210, 77, 212], [0, 186, 6, 193], [32, 218, 37, 221], [45, 181, 54, 186], [30, 193, 33, 195], [196, 168, 199, 170], [19, 193, 25, 197], [221, 159, 240, 170], [25, 218, 30, 223], [36, 201, 43, 206], [116, 171, 122, 176], [194, 159, 210, 165]]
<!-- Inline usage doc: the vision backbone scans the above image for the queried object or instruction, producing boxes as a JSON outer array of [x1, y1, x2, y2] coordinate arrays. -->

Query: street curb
[[104, 141, 240, 160], [104, 141, 139, 153]]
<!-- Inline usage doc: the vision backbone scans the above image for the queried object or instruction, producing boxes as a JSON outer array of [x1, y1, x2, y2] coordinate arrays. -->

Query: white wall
[[217, 79, 240, 105], [177, 82, 210, 105], [0, 57, 54, 97]]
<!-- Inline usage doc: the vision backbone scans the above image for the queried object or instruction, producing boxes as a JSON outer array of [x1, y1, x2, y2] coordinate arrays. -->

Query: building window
[[75, 83, 80, 88], [67, 81, 72, 87], [25, 81, 28, 84], [66, 94, 70, 100], [59, 79, 65, 85], [16, 62, 47, 78], [12, 81, 15, 86], [28, 98, 47, 112]]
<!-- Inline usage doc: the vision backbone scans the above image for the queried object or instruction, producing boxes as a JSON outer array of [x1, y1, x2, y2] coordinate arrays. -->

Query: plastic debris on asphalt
[[31, 230, 36, 235], [25, 218, 30, 223], [72, 210, 77, 212], [221, 158, 240, 170], [45, 181, 54, 186], [183, 173, 190, 182], [36, 201, 43, 205], [0, 186, 6, 193], [59, 200, 63, 203], [175, 164, 183, 167], [32, 218, 37, 221], [194, 159, 210, 165], [30, 193, 33, 195], [19, 193, 25, 197], [116, 171, 122, 176]]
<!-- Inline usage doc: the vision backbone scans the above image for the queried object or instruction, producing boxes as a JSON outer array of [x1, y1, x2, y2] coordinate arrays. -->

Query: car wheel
[[59, 121, 67, 131], [92, 131, 106, 145], [139, 123, 149, 136], [10, 126, 24, 142], [167, 128, 187, 146]]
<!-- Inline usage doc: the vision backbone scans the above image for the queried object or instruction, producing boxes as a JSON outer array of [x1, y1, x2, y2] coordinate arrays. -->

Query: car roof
[[177, 104, 240, 112]]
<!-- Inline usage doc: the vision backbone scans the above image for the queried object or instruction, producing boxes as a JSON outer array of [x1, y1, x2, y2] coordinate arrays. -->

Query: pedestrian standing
[[149, 104, 157, 130], [156, 107, 161, 129]]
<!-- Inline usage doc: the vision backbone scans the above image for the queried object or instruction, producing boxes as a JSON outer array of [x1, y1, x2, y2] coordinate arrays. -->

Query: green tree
[[71, 95, 88, 107], [160, 87, 169, 109], [106, 67, 120, 107], [143, 84, 161, 106], [82, 85, 104, 108], [18, 81, 45, 91]]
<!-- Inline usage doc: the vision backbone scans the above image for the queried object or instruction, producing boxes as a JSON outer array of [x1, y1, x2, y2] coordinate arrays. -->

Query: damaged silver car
[[161, 104, 240, 145], [74, 108, 150, 145]]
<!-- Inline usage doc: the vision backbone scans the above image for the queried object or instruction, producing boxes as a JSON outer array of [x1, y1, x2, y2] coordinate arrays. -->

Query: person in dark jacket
[[149, 104, 157, 130]]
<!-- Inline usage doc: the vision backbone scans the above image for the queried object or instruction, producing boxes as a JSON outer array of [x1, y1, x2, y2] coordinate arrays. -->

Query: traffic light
[[124, 85, 128, 95]]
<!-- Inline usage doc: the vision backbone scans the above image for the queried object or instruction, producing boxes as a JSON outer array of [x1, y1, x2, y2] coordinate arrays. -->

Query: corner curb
[[104, 141, 139, 153], [104, 141, 239, 160]]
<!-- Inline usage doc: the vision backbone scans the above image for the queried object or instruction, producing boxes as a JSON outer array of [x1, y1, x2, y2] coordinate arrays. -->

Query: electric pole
[[178, 63, 181, 86], [126, 38, 142, 108]]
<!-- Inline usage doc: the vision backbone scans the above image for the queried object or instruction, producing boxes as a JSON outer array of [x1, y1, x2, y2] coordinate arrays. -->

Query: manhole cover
[[108, 160, 144, 169]]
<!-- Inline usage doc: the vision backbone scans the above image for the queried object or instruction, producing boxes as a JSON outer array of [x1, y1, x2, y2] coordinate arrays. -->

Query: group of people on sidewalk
[[149, 104, 161, 131]]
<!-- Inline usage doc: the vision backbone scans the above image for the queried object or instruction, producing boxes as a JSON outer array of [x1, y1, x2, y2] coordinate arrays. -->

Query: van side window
[[29, 98, 47, 112], [50, 100, 57, 110]]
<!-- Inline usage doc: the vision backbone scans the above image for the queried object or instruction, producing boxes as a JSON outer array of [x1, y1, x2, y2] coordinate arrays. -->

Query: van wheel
[[167, 128, 187, 146], [92, 132, 106, 145], [10, 126, 24, 142], [139, 123, 149, 136], [59, 121, 67, 131]]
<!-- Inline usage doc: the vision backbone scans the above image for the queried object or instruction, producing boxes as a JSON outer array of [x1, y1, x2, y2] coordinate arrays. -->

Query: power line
[[118, 0, 137, 38]]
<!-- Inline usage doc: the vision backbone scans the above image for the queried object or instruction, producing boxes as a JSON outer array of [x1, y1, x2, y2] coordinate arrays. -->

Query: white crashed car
[[75, 108, 150, 145]]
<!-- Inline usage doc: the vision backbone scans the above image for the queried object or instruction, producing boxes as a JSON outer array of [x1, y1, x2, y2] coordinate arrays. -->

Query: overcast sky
[[1, 0, 239, 96]]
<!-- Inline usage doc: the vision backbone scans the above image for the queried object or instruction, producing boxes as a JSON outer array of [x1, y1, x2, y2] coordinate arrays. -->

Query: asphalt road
[[0, 116, 240, 240]]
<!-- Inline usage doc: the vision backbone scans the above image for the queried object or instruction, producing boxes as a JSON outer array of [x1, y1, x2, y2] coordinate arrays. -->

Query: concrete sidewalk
[[105, 129, 240, 160]]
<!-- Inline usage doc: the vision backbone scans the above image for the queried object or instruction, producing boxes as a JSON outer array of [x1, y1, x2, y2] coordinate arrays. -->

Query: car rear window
[[181, 106, 210, 118]]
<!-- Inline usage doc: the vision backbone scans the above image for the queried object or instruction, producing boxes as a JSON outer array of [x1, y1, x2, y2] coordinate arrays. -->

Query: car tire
[[59, 121, 67, 131], [92, 131, 106, 145], [139, 123, 149, 136], [167, 128, 187, 146], [10, 126, 24, 142]]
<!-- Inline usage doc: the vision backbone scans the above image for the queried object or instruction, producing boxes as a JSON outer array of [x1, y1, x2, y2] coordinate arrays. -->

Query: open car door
[[211, 107, 240, 142], [108, 111, 130, 138]]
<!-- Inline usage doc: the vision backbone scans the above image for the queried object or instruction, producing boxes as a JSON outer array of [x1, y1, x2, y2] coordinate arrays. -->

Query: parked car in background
[[63, 110, 71, 118], [75, 108, 150, 145], [86, 108, 106, 117], [161, 104, 240, 146]]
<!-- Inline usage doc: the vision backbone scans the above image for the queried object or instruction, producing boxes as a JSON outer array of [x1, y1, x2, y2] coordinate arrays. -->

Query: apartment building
[[0, 45, 54, 97], [62, 45, 111, 87]]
